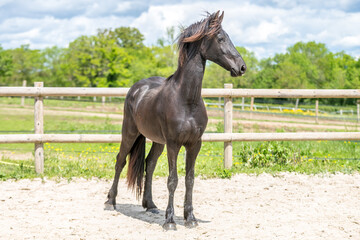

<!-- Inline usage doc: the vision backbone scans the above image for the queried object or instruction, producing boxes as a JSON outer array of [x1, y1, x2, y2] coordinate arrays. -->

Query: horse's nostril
[[240, 65, 246, 73]]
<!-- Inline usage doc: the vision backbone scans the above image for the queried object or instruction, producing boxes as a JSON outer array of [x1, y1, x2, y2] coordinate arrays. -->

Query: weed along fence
[[1, 82, 360, 174]]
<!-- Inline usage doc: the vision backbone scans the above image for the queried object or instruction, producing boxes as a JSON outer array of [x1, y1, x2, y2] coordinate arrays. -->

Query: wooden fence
[[1, 82, 360, 173]]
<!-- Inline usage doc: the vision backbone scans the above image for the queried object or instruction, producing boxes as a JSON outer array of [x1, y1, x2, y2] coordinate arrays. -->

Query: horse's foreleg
[[142, 142, 164, 213], [163, 142, 181, 231], [184, 140, 201, 228]]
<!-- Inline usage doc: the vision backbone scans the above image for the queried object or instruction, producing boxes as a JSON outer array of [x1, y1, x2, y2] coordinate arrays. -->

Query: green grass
[[1, 140, 359, 181]]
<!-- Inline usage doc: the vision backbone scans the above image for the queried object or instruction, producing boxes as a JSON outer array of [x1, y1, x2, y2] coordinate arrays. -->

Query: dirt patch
[[1, 173, 359, 239]]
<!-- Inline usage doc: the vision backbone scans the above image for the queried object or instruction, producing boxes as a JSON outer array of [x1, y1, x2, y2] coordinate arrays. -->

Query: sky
[[1, 0, 360, 59]]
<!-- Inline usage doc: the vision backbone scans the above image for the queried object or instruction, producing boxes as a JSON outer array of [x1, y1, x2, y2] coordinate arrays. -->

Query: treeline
[[1, 26, 360, 94]]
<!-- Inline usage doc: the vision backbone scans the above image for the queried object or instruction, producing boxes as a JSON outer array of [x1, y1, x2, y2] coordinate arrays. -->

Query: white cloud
[[115, 2, 134, 13], [0, 15, 134, 49], [337, 35, 360, 47], [245, 17, 289, 44], [0, 0, 360, 59]]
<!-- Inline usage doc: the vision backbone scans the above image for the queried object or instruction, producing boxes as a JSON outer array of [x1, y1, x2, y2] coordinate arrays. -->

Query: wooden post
[[224, 84, 233, 169], [295, 98, 299, 110], [21, 80, 26, 106], [357, 102, 359, 123], [102, 96, 106, 107], [315, 100, 319, 124], [34, 82, 44, 173], [241, 97, 245, 111], [250, 97, 254, 119], [250, 97, 254, 111]]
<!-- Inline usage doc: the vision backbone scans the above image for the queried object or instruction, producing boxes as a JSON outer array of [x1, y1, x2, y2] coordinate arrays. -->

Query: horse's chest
[[177, 117, 206, 143]]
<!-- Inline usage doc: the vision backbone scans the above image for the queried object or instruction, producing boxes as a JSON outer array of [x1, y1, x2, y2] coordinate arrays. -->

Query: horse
[[105, 11, 246, 230]]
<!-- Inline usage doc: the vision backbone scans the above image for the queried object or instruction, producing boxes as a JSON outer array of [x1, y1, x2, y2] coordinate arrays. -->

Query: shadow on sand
[[105, 203, 210, 227]]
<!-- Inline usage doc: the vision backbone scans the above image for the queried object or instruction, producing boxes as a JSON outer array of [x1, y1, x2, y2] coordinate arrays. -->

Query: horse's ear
[[216, 10, 221, 18], [218, 11, 224, 24]]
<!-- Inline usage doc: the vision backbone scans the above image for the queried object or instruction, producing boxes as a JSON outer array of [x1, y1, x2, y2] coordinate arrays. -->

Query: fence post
[[102, 96, 106, 107], [34, 82, 44, 174], [357, 102, 360, 123], [224, 84, 233, 169], [250, 97, 254, 111], [21, 80, 26, 106], [295, 98, 299, 110], [241, 97, 245, 111], [315, 100, 319, 124], [250, 97, 254, 119]]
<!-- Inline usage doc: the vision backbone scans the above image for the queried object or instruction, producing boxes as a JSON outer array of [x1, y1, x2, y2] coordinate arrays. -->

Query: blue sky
[[1, 0, 360, 59]]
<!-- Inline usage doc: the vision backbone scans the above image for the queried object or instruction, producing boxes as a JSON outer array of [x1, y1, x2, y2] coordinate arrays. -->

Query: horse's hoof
[[185, 220, 198, 228], [104, 203, 116, 211], [163, 222, 177, 231], [146, 208, 159, 214]]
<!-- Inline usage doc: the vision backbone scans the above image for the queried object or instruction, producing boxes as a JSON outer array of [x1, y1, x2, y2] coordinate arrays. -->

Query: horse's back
[[124, 76, 166, 113], [130, 76, 166, 91]]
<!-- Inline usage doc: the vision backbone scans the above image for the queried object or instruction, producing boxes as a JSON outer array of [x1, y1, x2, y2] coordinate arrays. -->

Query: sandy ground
[[0, 173, 359, 240]]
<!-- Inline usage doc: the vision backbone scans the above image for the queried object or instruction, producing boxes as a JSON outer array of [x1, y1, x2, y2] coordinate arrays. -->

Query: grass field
[[0, 96, 359, 180]]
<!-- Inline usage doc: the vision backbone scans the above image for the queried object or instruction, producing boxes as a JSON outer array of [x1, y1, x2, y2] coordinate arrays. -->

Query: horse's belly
[[138, 125, 166, 144], [135, 117, 166, 144]]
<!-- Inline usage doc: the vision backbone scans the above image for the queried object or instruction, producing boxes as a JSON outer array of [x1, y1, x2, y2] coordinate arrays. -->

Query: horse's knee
[[167, 174, 178, 192]]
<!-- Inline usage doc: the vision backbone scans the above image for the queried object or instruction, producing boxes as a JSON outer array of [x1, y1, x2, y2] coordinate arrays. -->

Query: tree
[[40, 46, 71, 86], [151, 27, 178, 78], [273, 61, 307, 88], [109, 27, 145, 49], [0, 45, 13, 85], [4, 45, 43, 86]]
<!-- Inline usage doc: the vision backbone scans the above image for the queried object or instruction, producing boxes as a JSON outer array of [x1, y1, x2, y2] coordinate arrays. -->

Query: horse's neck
[[173, 54, 205, 104]]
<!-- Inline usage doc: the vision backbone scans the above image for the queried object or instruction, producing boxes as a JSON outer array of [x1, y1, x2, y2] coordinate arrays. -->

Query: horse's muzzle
[[231, 64, 246, 77]]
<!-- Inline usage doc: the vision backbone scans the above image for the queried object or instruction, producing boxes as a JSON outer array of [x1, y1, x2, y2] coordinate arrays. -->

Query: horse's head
[[179, 11, 246, 77]]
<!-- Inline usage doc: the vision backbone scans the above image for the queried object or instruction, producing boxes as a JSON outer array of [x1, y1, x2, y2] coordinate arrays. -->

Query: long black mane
[[177, 11, 224, 67]]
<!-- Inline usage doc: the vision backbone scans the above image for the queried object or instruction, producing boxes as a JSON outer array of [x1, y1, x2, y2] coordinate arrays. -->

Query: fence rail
[[1, 87, 360, 98], [1, 132, 360, 144], [1, 83, 360, 173]]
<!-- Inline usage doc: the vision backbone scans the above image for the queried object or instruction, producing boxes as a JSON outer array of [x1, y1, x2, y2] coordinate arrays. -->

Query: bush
[[237, 142, 301, 168]]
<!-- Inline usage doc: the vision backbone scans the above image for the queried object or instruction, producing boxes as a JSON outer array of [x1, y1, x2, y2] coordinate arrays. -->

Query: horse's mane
[[177, 11, 224, 67]]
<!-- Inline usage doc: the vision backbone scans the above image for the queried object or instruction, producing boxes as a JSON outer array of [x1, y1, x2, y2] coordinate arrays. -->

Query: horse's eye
[[218, 37, 225, 43]]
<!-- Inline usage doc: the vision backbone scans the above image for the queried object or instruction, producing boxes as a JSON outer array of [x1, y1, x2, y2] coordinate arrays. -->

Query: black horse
[[105, 11, 246, 230]]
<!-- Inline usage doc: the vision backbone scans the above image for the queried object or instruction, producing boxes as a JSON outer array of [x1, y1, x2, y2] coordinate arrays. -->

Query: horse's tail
[[127, 134, 146, 199]]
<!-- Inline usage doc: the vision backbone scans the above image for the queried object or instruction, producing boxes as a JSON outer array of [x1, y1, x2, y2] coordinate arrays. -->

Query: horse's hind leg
[[142, 142, 164, 213], [105, 118, 139, 210]]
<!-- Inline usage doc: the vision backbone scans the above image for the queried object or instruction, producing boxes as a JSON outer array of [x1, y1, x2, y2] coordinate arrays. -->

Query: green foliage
[[237, 142, 301, 168], [0, 45, 13, 81], [2, 45, 43, 86]]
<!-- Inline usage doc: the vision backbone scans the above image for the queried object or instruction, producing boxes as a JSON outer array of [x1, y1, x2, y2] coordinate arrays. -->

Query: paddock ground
[[0, 173, 359, 239]]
